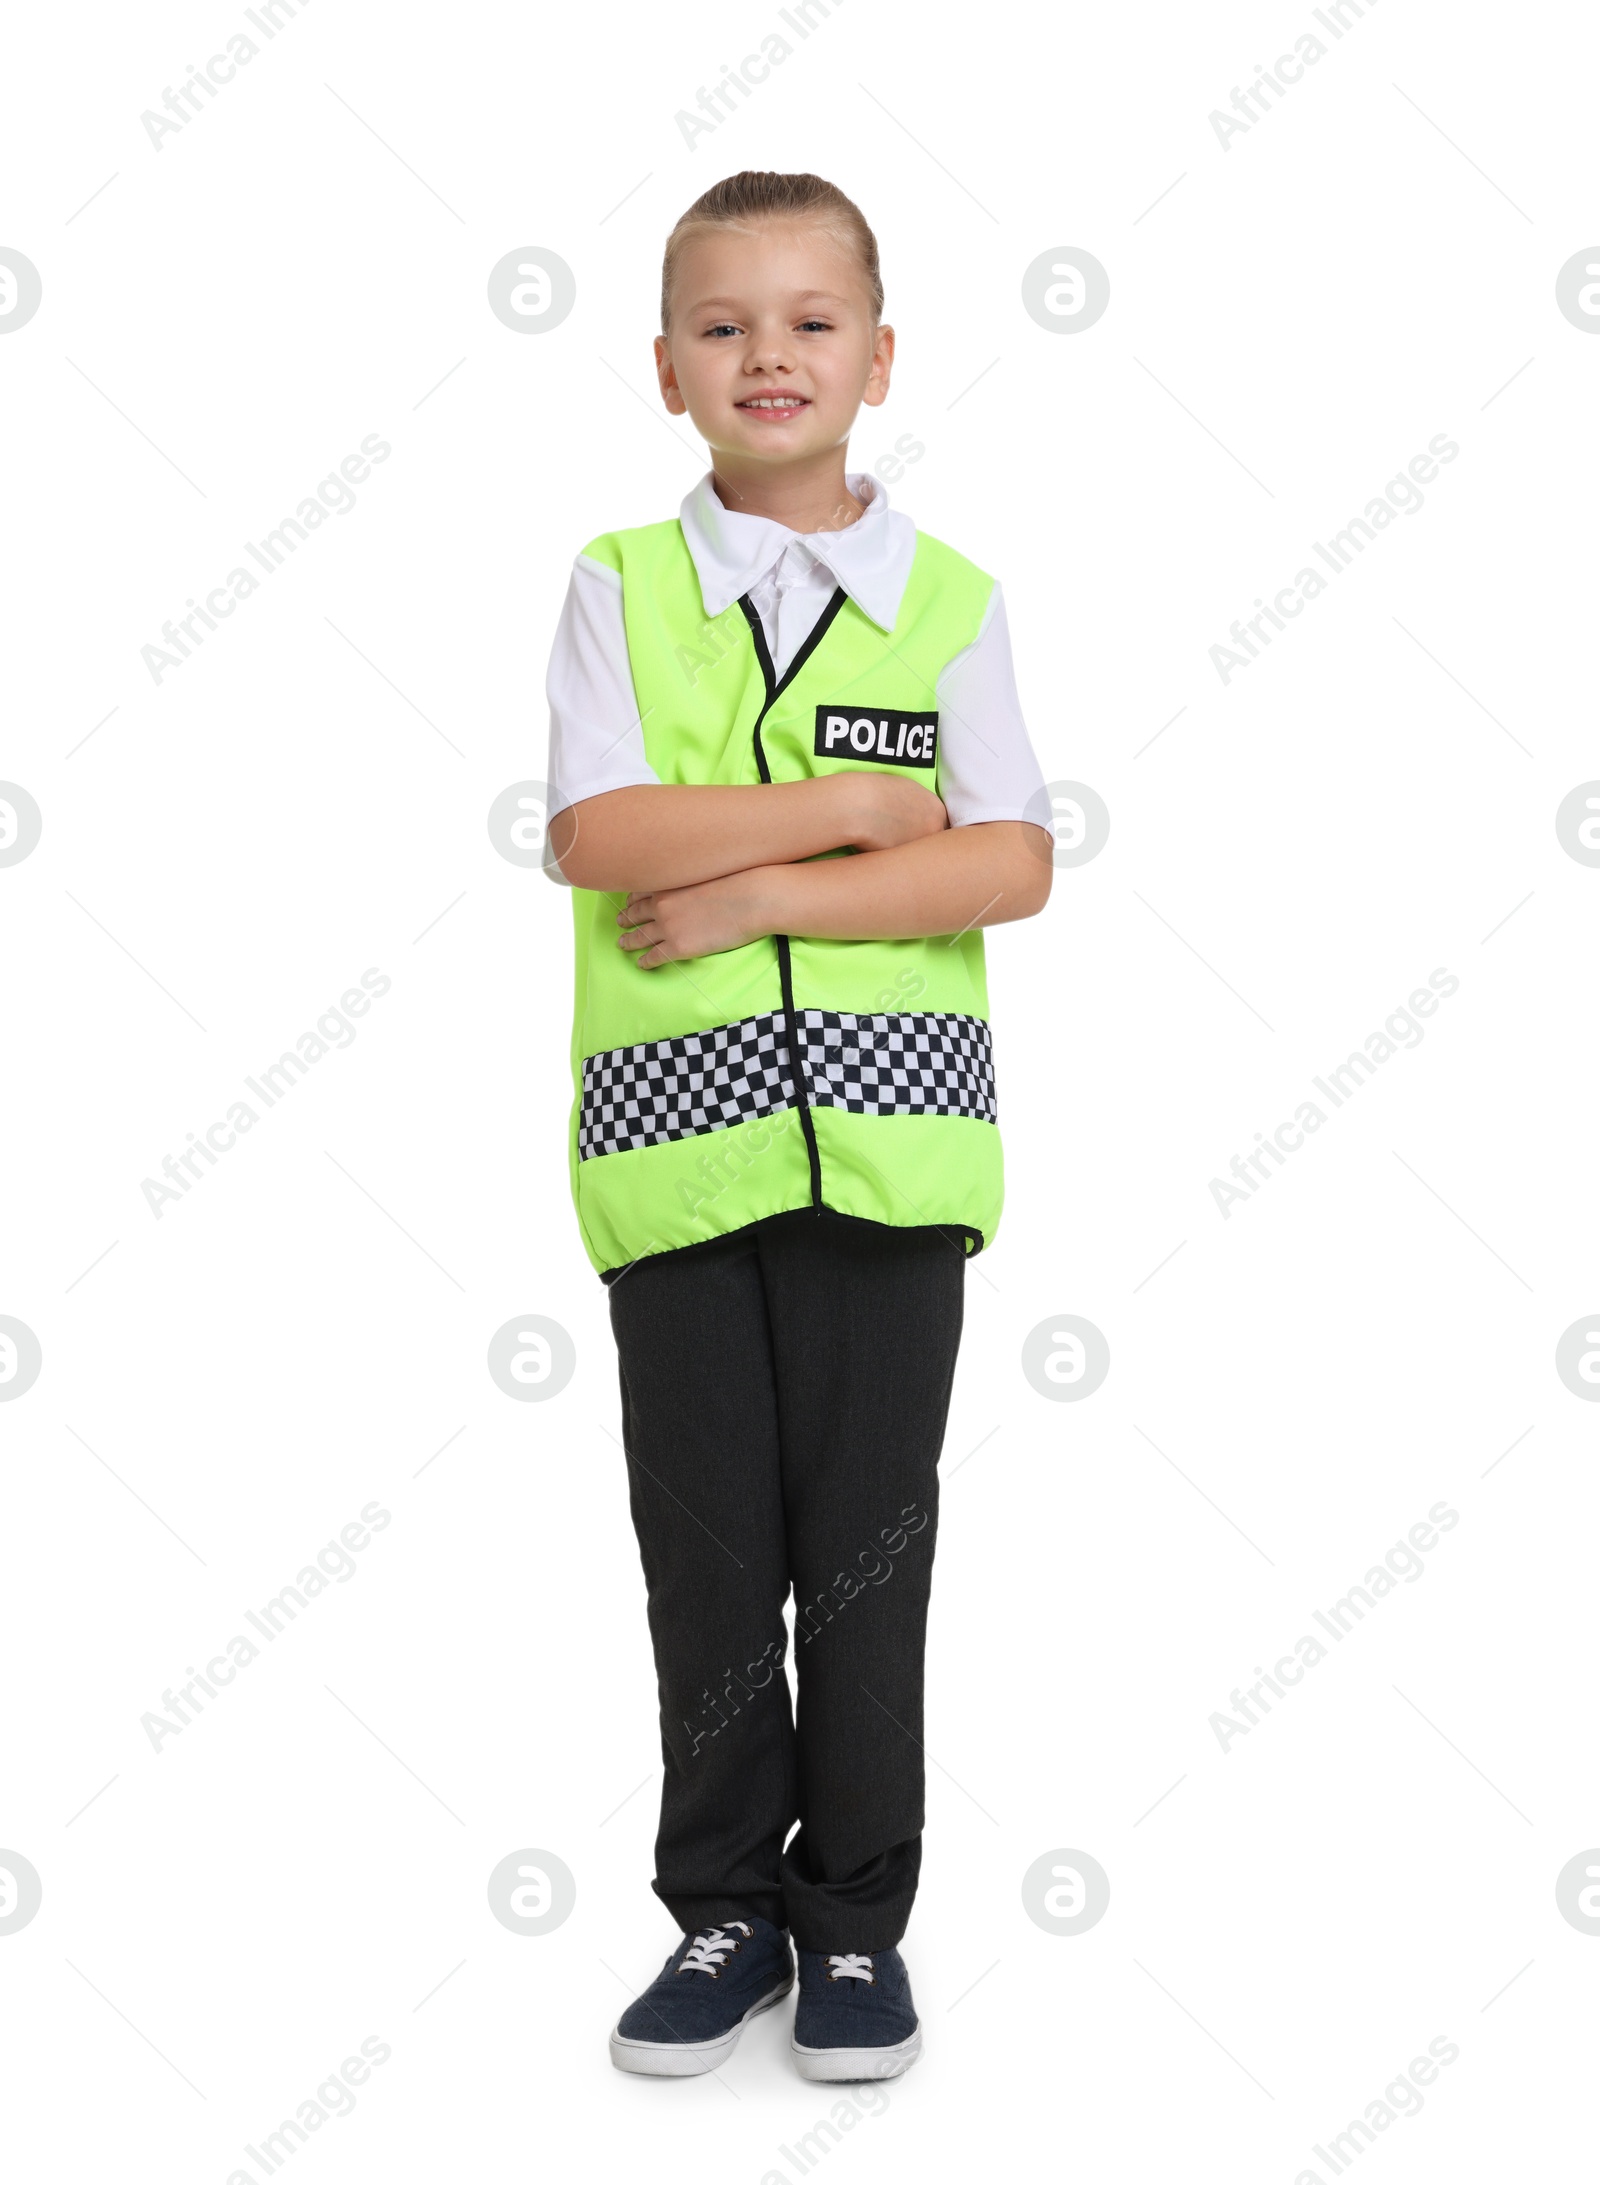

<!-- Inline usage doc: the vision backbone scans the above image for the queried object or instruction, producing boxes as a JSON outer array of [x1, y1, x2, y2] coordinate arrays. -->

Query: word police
[[814, 707, 938, 768]]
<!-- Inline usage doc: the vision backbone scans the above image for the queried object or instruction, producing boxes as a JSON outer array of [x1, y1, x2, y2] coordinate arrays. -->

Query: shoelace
[[825, 1953, 875, 1982], [678, 1922, 752, 1976]]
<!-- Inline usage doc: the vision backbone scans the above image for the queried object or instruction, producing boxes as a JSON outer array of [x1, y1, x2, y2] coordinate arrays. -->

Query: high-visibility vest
[[566, 514, 1005, 1277]]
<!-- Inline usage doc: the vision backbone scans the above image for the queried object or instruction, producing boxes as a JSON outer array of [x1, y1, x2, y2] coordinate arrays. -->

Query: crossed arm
[[548, 773, 1052, 970]]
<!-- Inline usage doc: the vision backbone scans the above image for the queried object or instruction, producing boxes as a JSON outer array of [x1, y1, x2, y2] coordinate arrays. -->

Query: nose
[[744, 327, 796, 374]]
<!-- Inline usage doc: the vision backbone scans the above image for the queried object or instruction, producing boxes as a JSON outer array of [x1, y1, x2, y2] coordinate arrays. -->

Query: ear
[[655, 334, 687, 415], [861, 323, 894, 409]]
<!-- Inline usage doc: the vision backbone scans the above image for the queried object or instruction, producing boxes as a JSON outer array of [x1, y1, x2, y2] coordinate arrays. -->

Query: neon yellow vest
[[566, 515, 1004, 1277]]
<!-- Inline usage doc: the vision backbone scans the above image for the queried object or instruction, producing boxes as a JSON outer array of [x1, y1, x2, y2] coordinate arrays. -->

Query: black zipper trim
[[736, 584, 850, 1215]]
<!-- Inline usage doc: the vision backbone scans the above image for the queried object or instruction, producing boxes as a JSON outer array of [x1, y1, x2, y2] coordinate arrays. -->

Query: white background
[[3, 1, 1598, 2178]]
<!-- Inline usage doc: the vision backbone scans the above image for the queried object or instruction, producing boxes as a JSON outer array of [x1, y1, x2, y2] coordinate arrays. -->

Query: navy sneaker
[[610, 1918, 794, 2076], [791, 1946, 922, 2081]]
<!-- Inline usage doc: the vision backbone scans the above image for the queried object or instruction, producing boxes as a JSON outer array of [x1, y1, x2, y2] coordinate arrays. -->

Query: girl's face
[[655, 220, 893, 471]]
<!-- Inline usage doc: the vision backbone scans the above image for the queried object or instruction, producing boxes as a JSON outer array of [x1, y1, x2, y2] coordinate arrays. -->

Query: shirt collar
[[677, 469, 918, 633]]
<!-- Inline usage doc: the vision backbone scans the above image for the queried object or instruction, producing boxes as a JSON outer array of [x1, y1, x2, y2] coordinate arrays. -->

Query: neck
[[708, 451, 868, 534]]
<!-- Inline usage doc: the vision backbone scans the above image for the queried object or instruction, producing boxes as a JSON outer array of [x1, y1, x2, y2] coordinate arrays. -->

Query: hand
[[843, 771, 949, 854], [616, 870, 777, 969]]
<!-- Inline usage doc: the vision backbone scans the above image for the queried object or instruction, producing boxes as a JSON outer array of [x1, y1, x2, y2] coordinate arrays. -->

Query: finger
[[616, 895, 655, 927], [617, 922, 662, 954]]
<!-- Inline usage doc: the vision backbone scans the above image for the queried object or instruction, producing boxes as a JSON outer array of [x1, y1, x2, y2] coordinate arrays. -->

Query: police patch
[[813, 706, 938, 769]]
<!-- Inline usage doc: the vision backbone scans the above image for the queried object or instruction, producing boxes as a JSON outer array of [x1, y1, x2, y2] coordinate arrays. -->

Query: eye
[[703, 322, 742, 339], [797, 318, 831, 332]]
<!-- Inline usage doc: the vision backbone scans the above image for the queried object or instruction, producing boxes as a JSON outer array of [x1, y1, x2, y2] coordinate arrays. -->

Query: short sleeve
[[545, 553, 660, 819], [934, 583, 1054, 839]]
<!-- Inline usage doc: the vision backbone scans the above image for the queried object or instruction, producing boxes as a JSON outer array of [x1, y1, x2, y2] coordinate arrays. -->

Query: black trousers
[[607, 1208, 967, 1952]]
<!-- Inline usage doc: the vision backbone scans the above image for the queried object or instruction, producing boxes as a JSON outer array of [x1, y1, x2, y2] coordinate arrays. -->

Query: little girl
[[544, 169, 1053, 2081]]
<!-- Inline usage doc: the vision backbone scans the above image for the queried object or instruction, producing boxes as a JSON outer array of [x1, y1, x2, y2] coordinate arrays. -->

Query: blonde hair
[[660, 170, 883, 334]]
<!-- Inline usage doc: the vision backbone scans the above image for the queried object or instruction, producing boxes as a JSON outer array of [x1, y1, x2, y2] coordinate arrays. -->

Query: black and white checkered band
[[578, 1009, 995, 1160]]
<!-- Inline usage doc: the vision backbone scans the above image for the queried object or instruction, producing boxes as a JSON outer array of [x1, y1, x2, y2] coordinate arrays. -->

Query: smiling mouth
[[736, 395, 810, 415]]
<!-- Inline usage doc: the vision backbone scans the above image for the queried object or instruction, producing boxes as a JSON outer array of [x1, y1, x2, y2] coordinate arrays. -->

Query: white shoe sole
[[791, 2023, 922, 2082], [610, 1977, 793, 2077]]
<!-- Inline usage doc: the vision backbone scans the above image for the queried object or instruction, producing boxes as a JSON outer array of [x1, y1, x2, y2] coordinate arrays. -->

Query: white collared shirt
[[545, 469, 1052, 836]]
